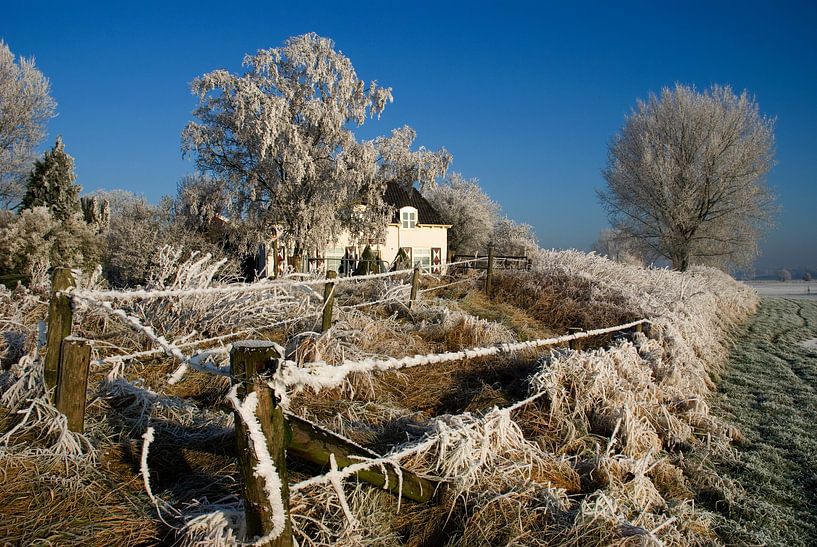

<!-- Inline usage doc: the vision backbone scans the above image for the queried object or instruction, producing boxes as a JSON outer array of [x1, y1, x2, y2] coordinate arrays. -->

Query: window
[[413, 247, 431, 271], [400, 207, 417, 229], [324, 247, 345, 274]]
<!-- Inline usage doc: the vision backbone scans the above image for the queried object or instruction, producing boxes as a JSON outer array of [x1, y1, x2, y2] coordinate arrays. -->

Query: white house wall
[[385, 224, 448, 265], [326, 224, 448, 271], [262, 225, 449, 275]]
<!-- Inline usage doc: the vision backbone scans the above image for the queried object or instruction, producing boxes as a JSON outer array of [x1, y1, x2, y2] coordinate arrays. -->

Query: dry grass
[[455, 290, 555, 341], [491, 268, 638, 333], [0, 249, 761, 545], [0, 455, 161, 546]]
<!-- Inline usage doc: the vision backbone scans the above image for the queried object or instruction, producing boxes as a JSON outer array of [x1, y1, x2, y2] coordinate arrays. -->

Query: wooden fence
[[452, 250, 531, 271], [42, 265, 649, 546]]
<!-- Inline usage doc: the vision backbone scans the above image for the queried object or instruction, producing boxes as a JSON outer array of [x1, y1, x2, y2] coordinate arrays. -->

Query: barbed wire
[[68, 258, 485, 303], [418, 273, 484, 294], [278, 319, 649, 392]]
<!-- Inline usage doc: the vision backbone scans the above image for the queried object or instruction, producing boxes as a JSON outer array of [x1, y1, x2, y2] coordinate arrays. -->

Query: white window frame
[[400, 206, 418, 229], [324, 246, 346, 274], [413, 247, 431, 271]]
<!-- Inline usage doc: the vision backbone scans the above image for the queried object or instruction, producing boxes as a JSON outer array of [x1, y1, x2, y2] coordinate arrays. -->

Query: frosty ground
[[708, 296, 817, 545], [746, 280, 817, 301]]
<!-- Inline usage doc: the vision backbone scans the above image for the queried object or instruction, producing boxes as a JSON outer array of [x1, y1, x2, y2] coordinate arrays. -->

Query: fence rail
[[452, 254, 532, 271]]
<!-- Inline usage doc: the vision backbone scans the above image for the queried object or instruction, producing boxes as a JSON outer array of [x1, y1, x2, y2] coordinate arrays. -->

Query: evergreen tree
[[354, 245, 378, 275], [20, 137, 81, 221]]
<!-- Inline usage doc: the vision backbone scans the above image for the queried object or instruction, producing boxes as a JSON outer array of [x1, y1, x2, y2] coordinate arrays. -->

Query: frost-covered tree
[[592, 228, 646, 267], [776, 269, 791, 282], [374, 125, 451, 190], [600, 84, 776, 271], [20, 138, 81, 221], [173, 174, 231, 233], [183, 33, 449, 261], [492, 217, 538, 256], [98, 189, 241, 287], [98, 192, 166, 286], [87, 188, 147, 216], [80, 195, 110, 234], [423, 173, 498, 254], [171, 174, 254, 270], [0, 41, 56, 209], [0, 206, 100, 276]]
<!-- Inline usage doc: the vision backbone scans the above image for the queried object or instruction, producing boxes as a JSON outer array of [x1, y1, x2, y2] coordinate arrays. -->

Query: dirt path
[[711, 297, 817, 545]]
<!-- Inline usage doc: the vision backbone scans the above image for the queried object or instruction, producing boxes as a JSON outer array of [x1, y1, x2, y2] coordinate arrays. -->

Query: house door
[[432, 247, 442, 274]]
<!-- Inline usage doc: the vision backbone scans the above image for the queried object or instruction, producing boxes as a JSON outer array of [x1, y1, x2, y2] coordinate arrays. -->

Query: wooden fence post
[[230, 341, 293, 547], [55, 337, 92, 433], [567, 327, 583, 351], [44, 268, 76, 394], [485, 244, 494, 297], [637, 321, 651, 337], [409, 266, 420, 309], [321, 271, 337, 332]]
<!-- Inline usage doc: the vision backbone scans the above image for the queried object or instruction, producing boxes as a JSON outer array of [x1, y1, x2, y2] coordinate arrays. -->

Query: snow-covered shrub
[[491, 216, 539, 256], [102, 194, 241, 288], [0, 283, 45, 368], [0, 206, 101, 276]]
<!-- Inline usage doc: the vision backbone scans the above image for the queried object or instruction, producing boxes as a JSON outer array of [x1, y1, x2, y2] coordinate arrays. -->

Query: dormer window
[[400, 206, 418, 229]]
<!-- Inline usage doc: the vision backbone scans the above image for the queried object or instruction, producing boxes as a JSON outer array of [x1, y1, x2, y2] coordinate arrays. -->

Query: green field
[[711, 297, 817, 545]]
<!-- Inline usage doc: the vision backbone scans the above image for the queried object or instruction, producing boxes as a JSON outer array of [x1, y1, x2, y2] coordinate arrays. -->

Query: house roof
[[384, 182, 448, 226]]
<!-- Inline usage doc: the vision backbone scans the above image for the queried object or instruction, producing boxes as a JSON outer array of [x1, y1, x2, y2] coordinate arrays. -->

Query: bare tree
[[422, 173, 499, 254], [0, 41, 56, 209], [599, 84, 776, 271], [182, 33, 448, 261]]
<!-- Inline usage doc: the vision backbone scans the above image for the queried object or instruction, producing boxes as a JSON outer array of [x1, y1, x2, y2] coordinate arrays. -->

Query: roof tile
[[384, 182, 448, 225]]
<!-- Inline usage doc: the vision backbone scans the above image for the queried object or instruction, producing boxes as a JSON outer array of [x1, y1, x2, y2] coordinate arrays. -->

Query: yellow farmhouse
[[263, 183, 451, 275], [322, 182, 451, 274]]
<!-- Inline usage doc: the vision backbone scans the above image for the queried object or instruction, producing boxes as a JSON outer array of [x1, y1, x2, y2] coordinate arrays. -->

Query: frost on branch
[[600, 83, 777, 271], [182, 33, 450, 256], [0, 40, 56, 209], [422, 173, 499, 254]]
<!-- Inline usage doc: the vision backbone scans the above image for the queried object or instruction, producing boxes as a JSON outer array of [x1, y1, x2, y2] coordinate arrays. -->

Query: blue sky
[[3, 1, 816, 271]]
